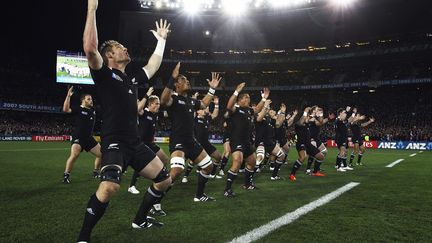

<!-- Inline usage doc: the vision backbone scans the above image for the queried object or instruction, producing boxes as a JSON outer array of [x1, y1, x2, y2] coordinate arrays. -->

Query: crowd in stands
[[1, 85, 431, 142]]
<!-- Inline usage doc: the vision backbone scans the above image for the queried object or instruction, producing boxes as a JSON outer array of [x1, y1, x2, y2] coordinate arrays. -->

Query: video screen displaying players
[[56, 50, 94, 85]]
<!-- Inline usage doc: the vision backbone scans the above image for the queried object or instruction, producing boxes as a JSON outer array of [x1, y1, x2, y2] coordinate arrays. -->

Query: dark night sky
[[4, 0, 432, 69]]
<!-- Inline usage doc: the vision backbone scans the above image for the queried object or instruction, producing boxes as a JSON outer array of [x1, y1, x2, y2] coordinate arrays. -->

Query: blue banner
[[378, 141, 432, 150], [0, 102, 62, 113]]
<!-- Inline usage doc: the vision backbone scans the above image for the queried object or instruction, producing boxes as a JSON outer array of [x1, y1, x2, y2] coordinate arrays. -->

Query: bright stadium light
[[330, 0, 357, 8], [155, 0, 163, 9], [183, 0, 202, 15], [222, 0, 250, 16]]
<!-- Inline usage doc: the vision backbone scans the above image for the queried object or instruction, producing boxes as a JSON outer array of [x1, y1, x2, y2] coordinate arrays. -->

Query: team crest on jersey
[[131, 78, 138, 85], [112, 73, 123, 82]]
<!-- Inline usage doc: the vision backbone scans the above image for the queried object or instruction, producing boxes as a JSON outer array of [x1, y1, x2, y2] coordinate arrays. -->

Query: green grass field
[[1, 142, 431, 242]]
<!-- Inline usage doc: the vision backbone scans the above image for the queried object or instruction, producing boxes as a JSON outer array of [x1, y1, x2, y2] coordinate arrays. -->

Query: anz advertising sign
[[378, 141, 432, 150]]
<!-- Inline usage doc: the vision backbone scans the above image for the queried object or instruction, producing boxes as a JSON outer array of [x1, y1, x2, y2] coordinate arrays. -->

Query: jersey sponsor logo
[[107, 143, 119, 150], [239, 110, 245, 114], [147, 116, 153, 121], [112, 73, 123, 82], [174, 143, 183, 149], [74, 139, 80, 143], [81, 111, 88, 115], [236, 145, 243, 149], [178, 100, 186, 105]]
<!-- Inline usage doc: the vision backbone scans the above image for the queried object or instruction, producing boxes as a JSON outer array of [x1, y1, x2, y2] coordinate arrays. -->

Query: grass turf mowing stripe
[[409, 153, 417, 157], [386, 158, 404, 168], [228, 182, 360, 243]]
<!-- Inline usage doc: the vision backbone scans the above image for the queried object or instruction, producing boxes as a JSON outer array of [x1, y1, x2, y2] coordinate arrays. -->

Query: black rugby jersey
[[308, 119, 321, 140], [90, 65, 148, 141], [229, 106, 254, 144], [335, 118, 348, 140], [71, 106, 95, 138], [255, 116, 276, 144], [195, 114, 211, 142], [138, 108, 158, 144], [167, 94, 201, 140], [295, 123, 310, 144], [350, 123, 361, 138]]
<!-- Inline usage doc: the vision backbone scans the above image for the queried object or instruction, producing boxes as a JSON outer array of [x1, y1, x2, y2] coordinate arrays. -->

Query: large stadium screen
[[56, 50, 94, 85]]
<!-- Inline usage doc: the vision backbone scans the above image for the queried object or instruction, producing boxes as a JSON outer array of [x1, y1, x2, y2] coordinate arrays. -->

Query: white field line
[[386, 159, 404, 168], [0, 148, 69, 152], [228, 182, 360, 243], [418, 151, 423, 153], [409, 153, 417, 157]]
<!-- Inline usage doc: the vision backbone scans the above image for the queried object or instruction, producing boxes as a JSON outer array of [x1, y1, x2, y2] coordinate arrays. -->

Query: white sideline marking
[[0, 148, 69, 152], [409, 153, 417, 157], [228, 182, 360, 243], [419, 151, 423, 153], [386, 159, 404, 168]]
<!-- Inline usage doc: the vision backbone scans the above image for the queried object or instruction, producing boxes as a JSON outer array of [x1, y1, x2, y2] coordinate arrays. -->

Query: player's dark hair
[[80, 94, 91, 102], [99, 40, 120, 65], [238, 93, 249, 100], [147, 95, 159, 106], [337, 108, 345, 115]]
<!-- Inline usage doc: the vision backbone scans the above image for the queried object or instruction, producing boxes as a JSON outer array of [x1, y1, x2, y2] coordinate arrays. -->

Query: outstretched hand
[[150, 19, 171, 40], [146, 87, 154, 97], [261, 87, 270, 99], [207, 72, 222, 89], [235, 82, 246, 93], [172, 62, 180, 79], [67, 86, 74, 97], [88, 0, 98, 11]]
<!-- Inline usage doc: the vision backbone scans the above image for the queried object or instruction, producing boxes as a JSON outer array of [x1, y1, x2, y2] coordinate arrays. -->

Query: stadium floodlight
[[222, 0, 250, 16], [155, 0, 163, 9], [330, 0, 357, 8], [183, 0, 203, 15]]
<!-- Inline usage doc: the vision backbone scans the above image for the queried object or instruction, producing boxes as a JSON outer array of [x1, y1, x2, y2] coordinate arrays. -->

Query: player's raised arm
[[253, 87, 270, 114], [62, 86, 74, 113], [143, 19, 171, 79], [83, 0, 103, 70], [161, 62, 180, 107], [227, 82, 245, 112], [298, 107, 311, 125], [200, 72, 222, 109], [275, 103, 286, 128], [287, 109, 298, 127], [138, 87, 154, 113], [210, 96, 219, 120], [257, 99, 272, 122]]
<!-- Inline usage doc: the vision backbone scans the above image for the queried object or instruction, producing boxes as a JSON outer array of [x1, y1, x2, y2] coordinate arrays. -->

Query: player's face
[[111, 43, 131, 64], [83, 95, 93, 107], [149, 99, 160, 113], [339, 111, 347, 120], [239, 94, 250, 107], [269, 110, 276, 118], [176, 75, 191, 92]]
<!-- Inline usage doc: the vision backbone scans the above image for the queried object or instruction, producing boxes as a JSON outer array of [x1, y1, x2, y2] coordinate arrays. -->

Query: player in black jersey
[[289, 107, 326, 181], [255, 103, 287, 180], [77, 1, 172, 241], [305, 106, 335, 176], [160, 63, 221, 202], [223, 82, 269, 197], [334, 107, 357, 172], [349, 113, 375, 166], [219, 111, 232, 176], [62, 86, 101, 183], [270, 108, 298, 170], [182, 96, 222, 183]]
